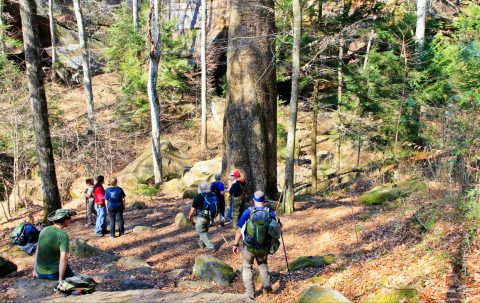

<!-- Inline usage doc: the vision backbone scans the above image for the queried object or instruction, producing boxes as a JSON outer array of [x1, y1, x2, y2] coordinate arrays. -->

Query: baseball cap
[[230, 170, 241, 178]]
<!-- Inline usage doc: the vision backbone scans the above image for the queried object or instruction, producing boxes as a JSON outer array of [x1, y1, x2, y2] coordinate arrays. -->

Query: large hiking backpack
[[11, 223, 37, 246], [56, 275, 97, 295], [198, 193, 218, 220], [243, 207, 281, 255]]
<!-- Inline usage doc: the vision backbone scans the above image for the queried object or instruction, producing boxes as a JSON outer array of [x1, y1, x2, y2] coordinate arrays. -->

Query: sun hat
[[47, 209, 76, 222]]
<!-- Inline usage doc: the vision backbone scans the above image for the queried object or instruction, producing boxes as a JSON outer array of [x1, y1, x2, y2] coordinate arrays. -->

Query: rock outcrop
[[280, 255, 336, 272], [297, 286, 351, 303], [358, 179, 427, 205], [192, 254, 235, 286]]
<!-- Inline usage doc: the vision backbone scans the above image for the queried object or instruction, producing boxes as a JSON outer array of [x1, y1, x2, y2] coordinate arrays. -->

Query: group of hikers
[[11, 169, 280, 299]]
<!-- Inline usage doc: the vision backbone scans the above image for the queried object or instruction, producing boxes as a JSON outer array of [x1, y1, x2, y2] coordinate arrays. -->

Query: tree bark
[[415, 0, 427, 48], [133, 0, 139, 31], [147, 0, 163, 186], [0, 0, 4, 54], [200, 0, 207, 153], [19, 0, 61, 222], [223, 0, 277, 199], [48, 0, 56, 65], [73, 0, 95, 134], [284, 0, 302, 215], [336, 36, 344, 174], [311, 81, 319, 192]]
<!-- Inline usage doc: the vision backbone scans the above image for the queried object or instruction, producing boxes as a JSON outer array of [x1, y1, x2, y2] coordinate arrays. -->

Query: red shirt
[[93, 185, 105, 205]]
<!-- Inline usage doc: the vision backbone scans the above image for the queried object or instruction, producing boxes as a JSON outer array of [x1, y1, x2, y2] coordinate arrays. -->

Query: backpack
[[211, 181, 222, 198], [56, 275, 97, 295], [198, 193, 218, 220], [243, 207, 280, 254], [11, 223, 36, 246]]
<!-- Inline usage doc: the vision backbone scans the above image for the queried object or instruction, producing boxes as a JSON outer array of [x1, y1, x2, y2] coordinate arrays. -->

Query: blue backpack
[[198, 193, 218, 220]]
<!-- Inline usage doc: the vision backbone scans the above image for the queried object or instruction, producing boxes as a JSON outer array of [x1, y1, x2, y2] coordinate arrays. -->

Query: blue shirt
[[237, 206, 276, 228], [210, 181, 225, 202], [105, 187, 126, 208]]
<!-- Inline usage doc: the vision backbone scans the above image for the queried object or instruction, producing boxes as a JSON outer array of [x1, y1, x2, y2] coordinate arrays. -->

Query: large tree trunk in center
[[19, 0, 61, 222], [223, 0, 277, 199]]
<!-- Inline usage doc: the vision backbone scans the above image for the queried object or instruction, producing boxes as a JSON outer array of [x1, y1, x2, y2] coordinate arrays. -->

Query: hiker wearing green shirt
[[33, 209, 76, 282]]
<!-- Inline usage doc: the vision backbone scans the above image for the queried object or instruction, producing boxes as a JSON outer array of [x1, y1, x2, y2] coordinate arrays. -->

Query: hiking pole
[[278, 218, 291, 283], [216, 224, 229, 245]]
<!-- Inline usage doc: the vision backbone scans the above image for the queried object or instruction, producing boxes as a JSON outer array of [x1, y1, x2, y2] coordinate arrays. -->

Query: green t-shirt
[[36, 225, 70, 275]]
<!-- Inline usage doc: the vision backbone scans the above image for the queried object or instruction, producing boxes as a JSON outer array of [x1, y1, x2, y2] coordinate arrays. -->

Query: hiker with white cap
[[188, 181, 217, 251], [33, 209, 76, 282]]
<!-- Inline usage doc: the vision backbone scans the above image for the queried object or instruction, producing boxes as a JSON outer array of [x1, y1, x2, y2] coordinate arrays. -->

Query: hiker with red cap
[[226, 169, 245, 226]]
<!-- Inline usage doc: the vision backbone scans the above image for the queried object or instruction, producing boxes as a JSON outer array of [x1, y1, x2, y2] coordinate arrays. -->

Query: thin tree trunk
[[19, 0, 61, 222], [336, 36, 344, 174], [284, 0, 302, 215], [311, 81, 319, 192], [0, 0, 4, 54], [363, 29, 374, 70], [133, 0, 139, 31], [73, 0, 95, 135], [223, 0, 277, 199], [415, 0, 427, 48], [200, 0, 207, 153], [48, 0, 56, 65], [147, 0, 163, 186]]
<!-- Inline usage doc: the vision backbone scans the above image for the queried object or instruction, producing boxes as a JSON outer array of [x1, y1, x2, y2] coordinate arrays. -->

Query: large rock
[[120, 278, 155, 290], [182, 158, 221, 188], [42, 290, 255, 303], [161, 178, 187, 196], [361, 288, 419, 303], [177, 280, 214, 291], [69, 239, 118, 261], [297, 286, 351, 303], [117, 256, 151, 269], [133, 226, 154, 233], [281, 255, 336, 272], [118, 142, 192, 190], [358, 179, 427, 206], [182, 188, 198, 199], [174, 213, 192, 228], [7, 279, 58, 302], [192, 254, 235, 286], [0, 256, 17, 277]]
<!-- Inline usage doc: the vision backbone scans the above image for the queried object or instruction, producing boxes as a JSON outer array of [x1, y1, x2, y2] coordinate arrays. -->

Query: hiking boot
[[96, 233, 104, 237], [110, 235, 115, 239], [263, 285, 273, 293]]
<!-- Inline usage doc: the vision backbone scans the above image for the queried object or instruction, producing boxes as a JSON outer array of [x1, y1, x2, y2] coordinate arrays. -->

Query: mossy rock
[[117, 256, 151, 269], [69, 239, 118, 261], [0, 244, 30, 258], [297, 286, 351, 303], [358, 179, 426, 206], [132, 225, 154, 233], [362, 288, 419, 303], [182, 188, 198, 199], [280, 255, 336, 272], [192, 254, 235, 286], [256, 271, 280, 285], [162, 178, 187, 195], [0, 256, 17, 277], [130, 201, 147, 210], [174, 213, 192, 228]]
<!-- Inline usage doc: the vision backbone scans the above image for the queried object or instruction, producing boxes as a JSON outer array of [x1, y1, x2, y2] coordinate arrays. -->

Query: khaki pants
[[242, 248, 270, 298], [195, 217, 214, 250]]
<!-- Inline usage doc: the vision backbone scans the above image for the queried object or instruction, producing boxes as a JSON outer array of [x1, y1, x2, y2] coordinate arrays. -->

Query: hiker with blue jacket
[[232, 191, 276, 299], [210, 173, 226, 224], [105, 177, 126, 238], [188, 181, 216, 251]]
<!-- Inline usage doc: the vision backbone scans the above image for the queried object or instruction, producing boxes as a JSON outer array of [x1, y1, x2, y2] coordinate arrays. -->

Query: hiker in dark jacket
[[188, 181, 215, 251], [226, 170, 245, 226], [84, 178, 96, 226], [232, 191, 275, 299], [105, 177, 126, 238], [210, 173, 226, 224]]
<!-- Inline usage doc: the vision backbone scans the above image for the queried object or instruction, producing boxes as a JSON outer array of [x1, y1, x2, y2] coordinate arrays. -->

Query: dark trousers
[[108, 206, 125, 237], [217, 198, 225, 218]]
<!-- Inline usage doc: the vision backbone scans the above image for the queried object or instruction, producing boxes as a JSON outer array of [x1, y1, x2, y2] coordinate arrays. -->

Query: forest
[[0, 0, 480, 302]]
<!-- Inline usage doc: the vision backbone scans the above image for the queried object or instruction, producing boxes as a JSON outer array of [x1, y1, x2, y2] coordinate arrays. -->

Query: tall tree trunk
[[73, 0, 95, 135], [147, 0, 163, 186], [133, 0, 139, 31], [223, 0, 277, 199], [0, 0, 4, 54], [363, 29, 374, 70], [415, 0, 427, 48], [19, 0, 61, 222], [200, 0, 207, 153], [284, 0, 302, 215], [311, 81, 319, 192], [48, 0, 56, 65], [336, 36, 344, 174]]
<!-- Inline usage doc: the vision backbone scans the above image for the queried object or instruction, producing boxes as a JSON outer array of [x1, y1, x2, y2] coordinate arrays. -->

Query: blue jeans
[[37, 265, 75, 280], [227, 196, 233, 221], [95, 204, 107, 235], [108, 205, 124, 237]]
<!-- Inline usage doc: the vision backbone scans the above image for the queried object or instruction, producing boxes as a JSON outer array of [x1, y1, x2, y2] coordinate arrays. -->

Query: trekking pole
[[216, 224, 229, 245], [278, 218, 291, 282]]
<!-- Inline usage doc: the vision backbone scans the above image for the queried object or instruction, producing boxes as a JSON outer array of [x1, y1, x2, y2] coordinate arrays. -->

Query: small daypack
[[198, 193, 218, 220], [56, 275, 97, 295]]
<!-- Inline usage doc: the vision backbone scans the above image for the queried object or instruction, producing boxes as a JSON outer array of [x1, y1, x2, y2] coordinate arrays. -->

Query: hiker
[[188, 181, 217, 251], [84, 178, 96, 227], [210, 173, 226, 225], [93, 175, 108, 237], [11, 214, 42, 255], [105, 177, 126, 238], [226, 170, 245, 226], [33, 209, 76, 282], [232, 191, 276, 299]]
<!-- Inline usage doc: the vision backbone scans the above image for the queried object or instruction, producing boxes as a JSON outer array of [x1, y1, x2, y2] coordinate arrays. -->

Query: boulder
[[192, 254, 235, 286], [130, 201, 147, 210], [358, 179, 427, 206], [8, 278, 57, 302], [181, 158, 221, 188], [120, 278, 155, 290], [132, 226, 154, 233], [117, 256, 151, 270], [281, 255, 336, 272], [297, 286, 351, 303], [177, 280, 214, 291], [167, 268, 189, 279], [361, 288, 419, 303], [118, 142, 192, 190], [182, 188, 198, 199], [174, 213, 192, 228], [69, 239, 118, 261], [162, 178, 187, 196], [0, 256, 17, 276]]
